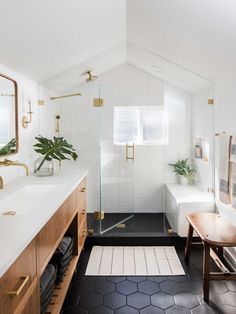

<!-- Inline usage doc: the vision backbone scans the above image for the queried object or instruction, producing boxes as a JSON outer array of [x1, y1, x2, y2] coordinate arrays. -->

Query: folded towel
[[231, 163, 236, 209], [230, 136, 236, 163], [230, 136, 236, 208], [219, 134, 232, 204]]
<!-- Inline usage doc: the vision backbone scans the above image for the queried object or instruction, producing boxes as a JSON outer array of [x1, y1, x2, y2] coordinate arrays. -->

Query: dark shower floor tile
[[61, 244, 235, 314], [87, 213, 174, 237]]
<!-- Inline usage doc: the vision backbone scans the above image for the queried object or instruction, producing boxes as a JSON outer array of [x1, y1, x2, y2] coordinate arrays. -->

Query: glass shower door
[[99, 85, 135, 235]]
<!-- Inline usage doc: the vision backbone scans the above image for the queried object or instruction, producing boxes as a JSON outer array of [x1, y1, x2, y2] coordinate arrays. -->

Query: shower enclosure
[[98, 84, 167, 235], [74, 65, 215, 237]]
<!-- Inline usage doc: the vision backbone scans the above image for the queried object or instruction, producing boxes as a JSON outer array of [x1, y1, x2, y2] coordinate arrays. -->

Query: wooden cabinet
[[37, 189, 78, 275], [0, 177, 87, 314], [0, 239, 37, 314]]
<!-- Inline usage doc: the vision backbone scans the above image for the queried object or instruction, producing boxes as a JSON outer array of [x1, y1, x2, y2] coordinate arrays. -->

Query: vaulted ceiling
[[1, 0, 236, 91]]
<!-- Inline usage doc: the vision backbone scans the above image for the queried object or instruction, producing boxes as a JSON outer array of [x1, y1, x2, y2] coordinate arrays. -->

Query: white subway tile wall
[[60, 64, 192, 214]]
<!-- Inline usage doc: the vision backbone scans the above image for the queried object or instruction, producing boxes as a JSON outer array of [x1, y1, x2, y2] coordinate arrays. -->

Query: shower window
[[114, 106, 168, 145]]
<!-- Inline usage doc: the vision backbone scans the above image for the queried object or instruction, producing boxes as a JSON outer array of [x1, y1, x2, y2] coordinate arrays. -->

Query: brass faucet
[[0, 159, 29, 189]]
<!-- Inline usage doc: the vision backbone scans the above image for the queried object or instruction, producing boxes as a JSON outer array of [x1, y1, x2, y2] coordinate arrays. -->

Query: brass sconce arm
[[22, 100, 33, 128]]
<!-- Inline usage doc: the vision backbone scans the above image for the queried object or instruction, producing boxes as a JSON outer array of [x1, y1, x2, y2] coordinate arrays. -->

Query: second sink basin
[[0, 184, 59, 216]]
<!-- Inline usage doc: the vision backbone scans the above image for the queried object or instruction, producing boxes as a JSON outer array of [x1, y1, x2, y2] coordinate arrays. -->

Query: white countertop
[[0, 165, 88, 277], [165, 183, 214, 204]]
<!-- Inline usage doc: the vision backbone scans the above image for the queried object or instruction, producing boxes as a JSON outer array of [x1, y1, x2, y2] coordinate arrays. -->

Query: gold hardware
[[50, 92, 82, 100], [81, 187, 86, 192], [0, 159, 29, 177], [168, 228, 174, 234], [82, 230, 87, 237], [93, 98, 104, 107], [55, 115, 61, 137], [86, 70, 97, 82], [126, 143, 135, 162], [88, 229, 94, 235], [7, 276, 29, 296], [38, 99, 44, 106], [208, 99, 214, 105], [81, 209, 86, 214], [117, 223, 126, 229], [2, 210, 16, 216], [22, 100, 33, 128], [0, 176, 3, 189], [55, 115, 62, 168], [94, 211, 104, 220]]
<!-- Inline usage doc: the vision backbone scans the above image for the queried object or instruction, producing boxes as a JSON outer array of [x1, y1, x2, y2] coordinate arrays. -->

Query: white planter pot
[[178, 175, 189, 186]]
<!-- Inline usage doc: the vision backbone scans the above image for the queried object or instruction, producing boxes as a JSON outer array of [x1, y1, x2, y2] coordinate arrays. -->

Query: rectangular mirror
[[0, 73, 18, 156]]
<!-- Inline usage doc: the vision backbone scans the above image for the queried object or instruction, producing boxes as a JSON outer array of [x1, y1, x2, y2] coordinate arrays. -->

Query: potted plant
[[169, 158, 196, 186], [33, 136, 78, 176]]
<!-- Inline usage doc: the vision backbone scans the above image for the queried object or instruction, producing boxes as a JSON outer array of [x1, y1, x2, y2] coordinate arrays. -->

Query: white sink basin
[[0, 184, 59, 216]]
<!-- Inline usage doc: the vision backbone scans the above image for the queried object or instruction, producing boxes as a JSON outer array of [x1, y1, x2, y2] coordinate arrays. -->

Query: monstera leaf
[[34, 136, 78, 171], [0, 138, 16, 156]]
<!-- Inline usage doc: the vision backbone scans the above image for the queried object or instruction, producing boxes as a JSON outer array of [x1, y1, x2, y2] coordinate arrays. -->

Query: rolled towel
[[219, 134, 232, 204]]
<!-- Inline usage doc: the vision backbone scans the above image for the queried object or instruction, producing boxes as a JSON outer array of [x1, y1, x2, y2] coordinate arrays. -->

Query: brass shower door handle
[[126, 143, 135, 162]]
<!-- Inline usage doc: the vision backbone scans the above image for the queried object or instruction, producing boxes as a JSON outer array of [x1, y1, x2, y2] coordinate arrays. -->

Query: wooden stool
[[184, 213, 236, 302]]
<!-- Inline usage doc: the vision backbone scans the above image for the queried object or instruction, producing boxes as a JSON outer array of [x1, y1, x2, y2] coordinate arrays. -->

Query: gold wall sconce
[[22, 100, 33, 128], [55, 115, 61, 137]]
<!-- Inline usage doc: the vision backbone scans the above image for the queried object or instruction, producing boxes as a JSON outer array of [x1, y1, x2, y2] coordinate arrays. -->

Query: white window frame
[[114, 106, 168, 145]]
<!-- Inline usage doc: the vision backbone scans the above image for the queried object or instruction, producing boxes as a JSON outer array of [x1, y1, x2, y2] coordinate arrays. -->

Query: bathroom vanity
[[0, 168, 88, 314]]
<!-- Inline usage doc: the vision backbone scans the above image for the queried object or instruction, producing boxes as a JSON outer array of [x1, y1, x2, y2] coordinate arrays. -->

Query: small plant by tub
[[33, 136, 78, 176], [169, 158, 196, 186]]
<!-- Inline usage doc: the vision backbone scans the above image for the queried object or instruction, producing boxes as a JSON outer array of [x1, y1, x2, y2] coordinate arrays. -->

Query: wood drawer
[[37, 189, 78, 274], [78, 178, 86, 205], [0, 239, 37, 314], [79, 197, 87, 224], [78, 215, 87, 252]]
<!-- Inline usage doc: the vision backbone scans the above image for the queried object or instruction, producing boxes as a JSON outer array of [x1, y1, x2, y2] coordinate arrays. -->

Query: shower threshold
[[88, 213, 176, 237]]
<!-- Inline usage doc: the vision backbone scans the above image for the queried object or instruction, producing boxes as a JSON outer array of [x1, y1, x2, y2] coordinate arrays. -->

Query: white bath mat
[[85, 246, 185, 276]]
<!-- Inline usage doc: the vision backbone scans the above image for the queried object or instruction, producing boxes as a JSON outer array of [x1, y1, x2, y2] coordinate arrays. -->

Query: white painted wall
[[192, 86, 214, 192], [0, 64, 58, 184], [60, 64, 192, 214]]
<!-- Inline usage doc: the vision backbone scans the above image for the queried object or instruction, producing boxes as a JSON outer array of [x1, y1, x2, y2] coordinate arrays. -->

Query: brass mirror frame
[[0, 73, 18, 157]]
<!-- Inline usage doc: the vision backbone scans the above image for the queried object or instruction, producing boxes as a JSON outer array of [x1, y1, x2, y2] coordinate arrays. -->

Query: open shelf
[[45, 255, 79, 314]]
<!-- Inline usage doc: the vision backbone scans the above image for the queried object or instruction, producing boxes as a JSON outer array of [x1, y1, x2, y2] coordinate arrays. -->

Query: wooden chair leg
[[185, 224, 193, 261], [203, 243, 210, 303]]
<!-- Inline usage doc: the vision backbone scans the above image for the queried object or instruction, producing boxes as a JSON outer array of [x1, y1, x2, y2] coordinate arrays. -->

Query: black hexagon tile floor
[[61, 245, 236, 314]]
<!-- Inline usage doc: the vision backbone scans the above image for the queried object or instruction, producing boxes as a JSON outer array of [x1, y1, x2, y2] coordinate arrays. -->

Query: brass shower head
[[86, 70, 97, 82]]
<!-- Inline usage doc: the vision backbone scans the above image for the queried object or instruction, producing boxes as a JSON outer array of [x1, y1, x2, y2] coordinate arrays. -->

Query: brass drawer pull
[[82, 230, 87, 237], [7, 276, 29, 296], [81, 209, 86, 214]]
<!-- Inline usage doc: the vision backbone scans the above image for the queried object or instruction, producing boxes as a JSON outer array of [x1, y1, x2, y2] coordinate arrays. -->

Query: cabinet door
[[78, 214, 87, 253], [19, 286, 39, 314], [0, 239, 37, 314], [78, 178, 87, 206]]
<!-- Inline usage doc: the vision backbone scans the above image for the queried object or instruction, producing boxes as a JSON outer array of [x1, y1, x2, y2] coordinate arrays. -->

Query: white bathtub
[[165, 184, 215, 237]]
